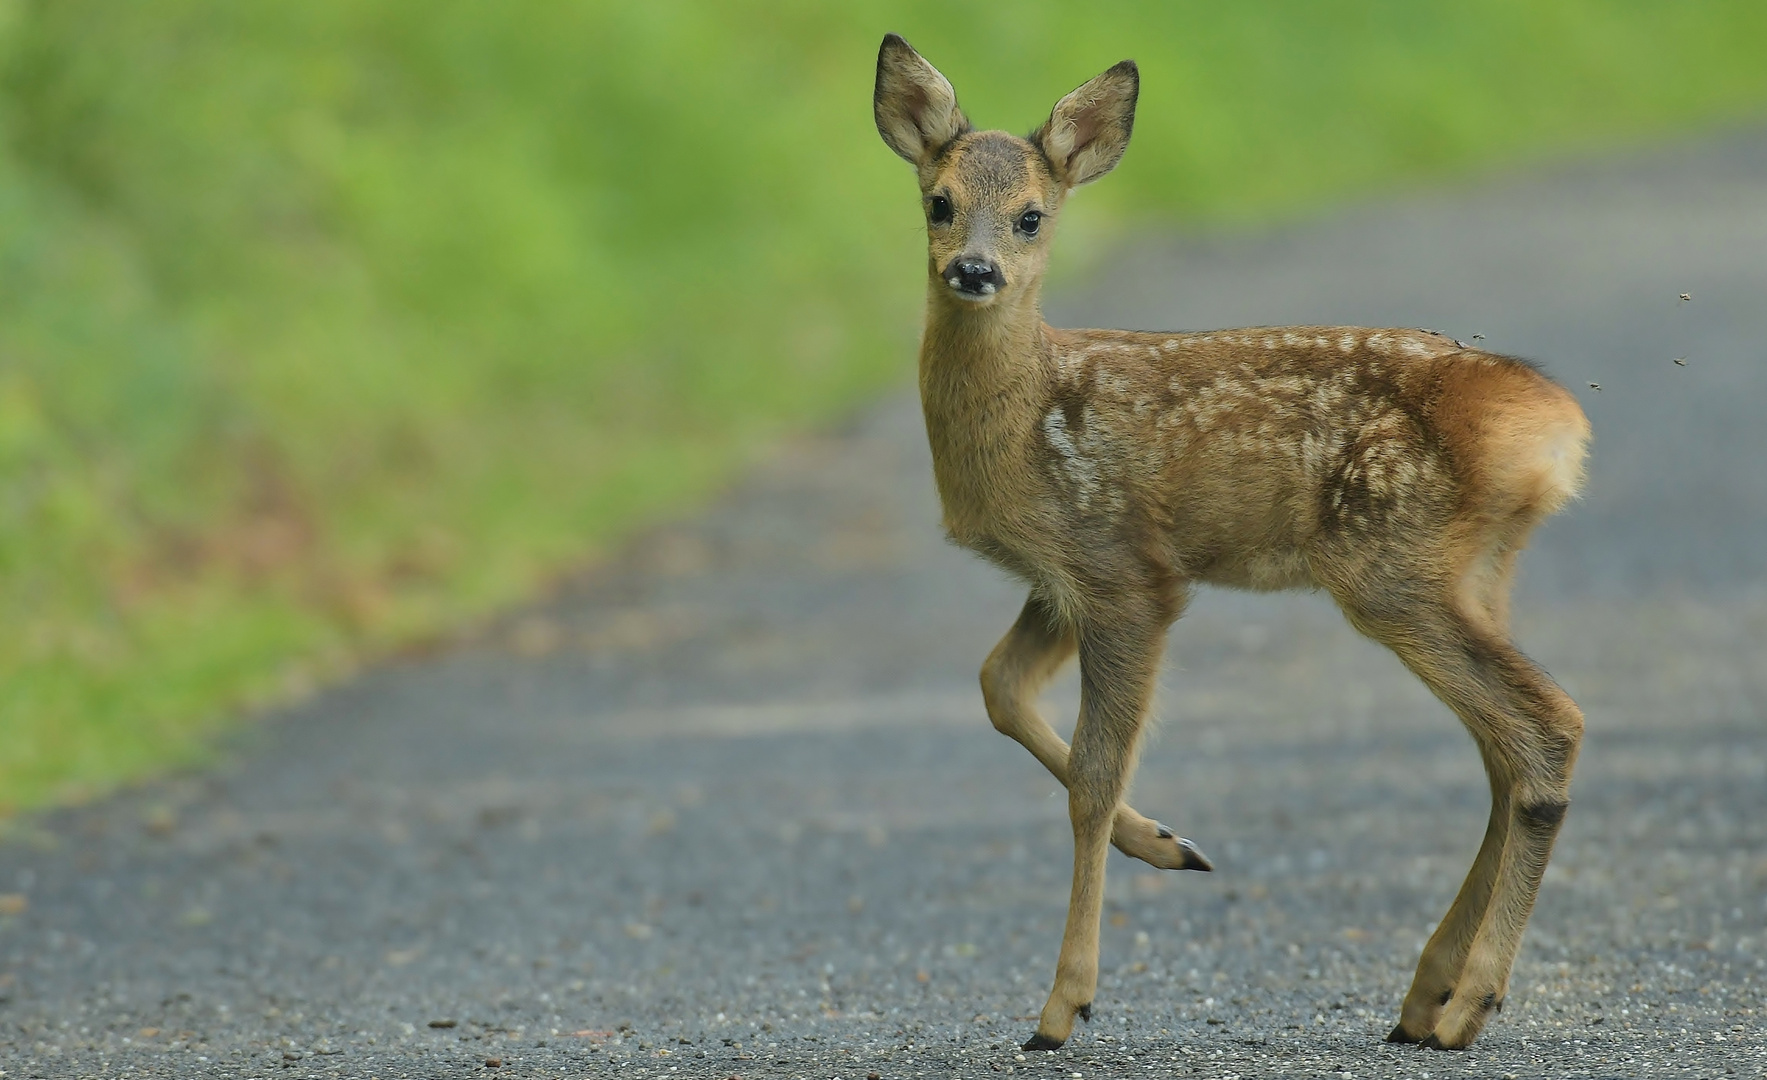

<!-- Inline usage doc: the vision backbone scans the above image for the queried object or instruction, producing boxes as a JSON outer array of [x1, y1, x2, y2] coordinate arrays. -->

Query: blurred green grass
[[3, 1, 1765, 810]]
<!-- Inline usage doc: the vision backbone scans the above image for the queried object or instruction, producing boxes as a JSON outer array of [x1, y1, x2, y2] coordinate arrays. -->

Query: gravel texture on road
[[4, 130, 1766, 1079]]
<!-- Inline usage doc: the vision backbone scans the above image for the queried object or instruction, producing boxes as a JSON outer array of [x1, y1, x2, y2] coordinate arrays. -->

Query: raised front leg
[[982, 594, 1211, 872], [1024, 611, 1168, 1051]]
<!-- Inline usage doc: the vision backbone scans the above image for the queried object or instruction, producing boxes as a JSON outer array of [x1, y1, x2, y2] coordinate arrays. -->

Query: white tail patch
[[1490, 404, 1590, 518], [1535, 423, 1590, 508]]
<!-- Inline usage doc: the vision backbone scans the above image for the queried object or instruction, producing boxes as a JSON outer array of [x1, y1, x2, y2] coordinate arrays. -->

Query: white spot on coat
[[1042, 407, 1101, 508]]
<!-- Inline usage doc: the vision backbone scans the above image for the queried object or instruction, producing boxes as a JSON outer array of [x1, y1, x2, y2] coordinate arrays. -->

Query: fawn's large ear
[[874, 33, 969, 166], [1033, 60, 1139, 188]]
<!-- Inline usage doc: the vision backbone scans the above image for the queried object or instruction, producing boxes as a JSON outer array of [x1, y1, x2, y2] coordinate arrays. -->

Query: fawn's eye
[[927, 195, 953, 225], [1016, 210, 1042, 237]]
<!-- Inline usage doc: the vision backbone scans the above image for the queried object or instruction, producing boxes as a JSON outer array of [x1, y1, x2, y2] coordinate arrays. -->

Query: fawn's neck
[[918, 286, 1054, 543]]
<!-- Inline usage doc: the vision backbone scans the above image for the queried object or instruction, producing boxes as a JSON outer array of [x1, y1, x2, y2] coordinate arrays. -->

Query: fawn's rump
[[1278, 350, 1588, 614], [1436, 356, 1591, 526], [1426, 356, 1590, 619]]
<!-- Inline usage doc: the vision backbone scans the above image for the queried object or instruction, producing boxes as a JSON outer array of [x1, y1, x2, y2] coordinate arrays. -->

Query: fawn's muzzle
[[944, 255, 1005, 298]]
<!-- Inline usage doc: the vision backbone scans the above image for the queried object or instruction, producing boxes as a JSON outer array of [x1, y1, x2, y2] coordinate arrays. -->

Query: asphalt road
[[4, 129, 1766, 1079]]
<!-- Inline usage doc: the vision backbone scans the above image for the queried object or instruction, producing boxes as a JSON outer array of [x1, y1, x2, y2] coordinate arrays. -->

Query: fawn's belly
[[1187, 544, 1315, 591]]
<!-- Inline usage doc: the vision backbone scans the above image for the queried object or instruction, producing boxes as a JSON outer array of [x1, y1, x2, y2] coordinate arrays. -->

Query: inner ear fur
[[1034, 60, 1139, 188], [875, 33, 970, 166]]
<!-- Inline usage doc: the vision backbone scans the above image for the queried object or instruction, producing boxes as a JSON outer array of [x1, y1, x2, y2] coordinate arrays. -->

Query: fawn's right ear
[[874, 33, 969, 166]]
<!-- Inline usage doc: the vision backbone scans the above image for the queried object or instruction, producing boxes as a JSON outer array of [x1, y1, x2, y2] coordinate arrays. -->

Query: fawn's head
[[875, 34, 1137, 310]]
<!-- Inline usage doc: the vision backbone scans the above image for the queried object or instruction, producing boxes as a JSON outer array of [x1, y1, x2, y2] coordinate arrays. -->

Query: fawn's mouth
[[942, 255, 1005, 301], [945, 277, 1001, 301]]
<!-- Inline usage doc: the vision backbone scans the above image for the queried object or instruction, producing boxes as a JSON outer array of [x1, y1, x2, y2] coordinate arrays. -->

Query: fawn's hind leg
[[982, 594, 1210, 872], [1385, 750, 1512, 1044], [1382, 545, 1521, 1044], [1337, 581, 1581, 1050]]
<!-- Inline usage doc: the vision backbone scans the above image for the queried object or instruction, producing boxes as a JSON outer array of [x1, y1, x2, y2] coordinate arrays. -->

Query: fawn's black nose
[[943, 255, 1005, 297]]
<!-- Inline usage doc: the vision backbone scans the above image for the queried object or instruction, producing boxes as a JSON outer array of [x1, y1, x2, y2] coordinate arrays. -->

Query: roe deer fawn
[[874, 34, 1589, 1052]]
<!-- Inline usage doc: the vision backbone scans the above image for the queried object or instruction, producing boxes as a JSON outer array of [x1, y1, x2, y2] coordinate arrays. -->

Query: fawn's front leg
[[1024, 611, 1168, 1051], [983, 594, 1211, 872]]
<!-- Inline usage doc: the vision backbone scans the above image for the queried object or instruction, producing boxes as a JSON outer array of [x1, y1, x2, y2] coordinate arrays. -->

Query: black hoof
[[1022, 1032, 1065, 1052], [1177, 838, 1214, 872], [1421, 1034, 1462, 1052], [1385, 1023, 1421, 1044]]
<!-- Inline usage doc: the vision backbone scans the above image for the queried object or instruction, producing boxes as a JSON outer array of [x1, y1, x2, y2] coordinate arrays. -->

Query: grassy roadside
[[3, 1, 1766, 811]]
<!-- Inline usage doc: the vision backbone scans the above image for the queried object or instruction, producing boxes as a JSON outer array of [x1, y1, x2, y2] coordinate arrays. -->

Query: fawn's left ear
[[875, 33, 970, 166], [1034, 60, 1138, 188]]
